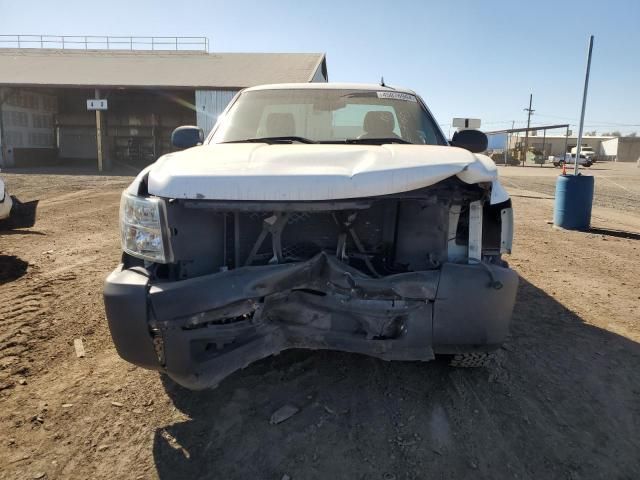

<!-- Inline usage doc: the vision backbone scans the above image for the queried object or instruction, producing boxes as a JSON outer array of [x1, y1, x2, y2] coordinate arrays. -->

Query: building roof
[[0, 49, 326, 89]]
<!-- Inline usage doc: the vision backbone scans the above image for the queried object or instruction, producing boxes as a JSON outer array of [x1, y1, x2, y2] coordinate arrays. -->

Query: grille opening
[[165, 179, 486, 280]]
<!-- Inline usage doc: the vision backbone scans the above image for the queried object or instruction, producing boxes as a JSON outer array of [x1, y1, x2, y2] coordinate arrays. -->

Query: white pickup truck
[[572, 145, 596, 161], [552, 151, 593, 168], [103, 83, 518, 390]]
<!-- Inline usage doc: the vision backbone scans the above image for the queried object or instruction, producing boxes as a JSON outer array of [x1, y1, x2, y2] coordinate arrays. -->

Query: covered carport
[[0, 40, 327, 170]]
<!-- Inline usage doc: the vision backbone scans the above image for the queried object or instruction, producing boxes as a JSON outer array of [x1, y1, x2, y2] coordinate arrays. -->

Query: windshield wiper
[[344, 137, 412, 145], [220, 136, 317, 144]]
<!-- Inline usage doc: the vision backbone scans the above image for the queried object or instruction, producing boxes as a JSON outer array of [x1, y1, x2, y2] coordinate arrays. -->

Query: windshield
[[210, 88, 446, 145]]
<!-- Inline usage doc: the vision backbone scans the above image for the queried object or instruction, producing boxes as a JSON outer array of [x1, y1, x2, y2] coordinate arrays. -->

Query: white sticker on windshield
[[376, 91, 417, 102]]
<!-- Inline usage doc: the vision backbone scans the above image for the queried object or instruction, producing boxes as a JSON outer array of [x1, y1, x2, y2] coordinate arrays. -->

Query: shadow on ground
[[0, 255, 29, 284], [153, 278, 640, 480], [589, 226, 640, 240], [508, 194, 554, 200]]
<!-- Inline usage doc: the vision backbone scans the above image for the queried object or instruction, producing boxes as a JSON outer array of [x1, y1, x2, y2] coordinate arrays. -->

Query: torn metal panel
[[149, 252, 440, 327]]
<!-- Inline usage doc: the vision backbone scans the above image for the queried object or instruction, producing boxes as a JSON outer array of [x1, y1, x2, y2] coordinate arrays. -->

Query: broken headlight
[[120, 192, 172, 263]]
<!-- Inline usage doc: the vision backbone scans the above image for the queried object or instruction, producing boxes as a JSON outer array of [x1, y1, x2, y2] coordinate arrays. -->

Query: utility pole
[[504, 120, 515, 165], [522, 94, 534, 166], [574, 36, 594, 176]]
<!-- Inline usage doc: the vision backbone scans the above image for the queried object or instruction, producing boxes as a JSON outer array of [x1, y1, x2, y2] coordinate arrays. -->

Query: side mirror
[[171, 126, 204, 149], [450, 129, 488, 153]]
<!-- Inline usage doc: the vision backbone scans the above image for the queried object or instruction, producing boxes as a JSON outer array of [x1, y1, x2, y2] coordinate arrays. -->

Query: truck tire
[[448, 352, 493, 368]]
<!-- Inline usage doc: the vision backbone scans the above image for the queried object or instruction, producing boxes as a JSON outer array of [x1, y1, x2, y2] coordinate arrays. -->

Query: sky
[[1, 0, 639, 135]]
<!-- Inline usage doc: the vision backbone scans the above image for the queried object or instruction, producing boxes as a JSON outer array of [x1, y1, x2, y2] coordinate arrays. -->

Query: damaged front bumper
[[104, 253, 518, 389]]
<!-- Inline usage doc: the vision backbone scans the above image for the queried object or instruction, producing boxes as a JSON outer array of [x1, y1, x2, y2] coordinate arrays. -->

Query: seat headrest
[[266, 112, 296, 137], [363, 111, 395, 136]]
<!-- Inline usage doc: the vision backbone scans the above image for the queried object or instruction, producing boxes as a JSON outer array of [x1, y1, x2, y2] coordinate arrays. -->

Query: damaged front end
[[104, 177, 517, 389]]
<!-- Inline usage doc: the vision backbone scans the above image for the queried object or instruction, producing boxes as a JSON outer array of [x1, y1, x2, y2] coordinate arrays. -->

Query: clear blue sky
[[1, 0, 638, 134]]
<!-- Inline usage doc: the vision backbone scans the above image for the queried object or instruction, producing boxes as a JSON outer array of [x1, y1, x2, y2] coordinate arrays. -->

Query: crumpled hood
[[141, 143, 508, 203]]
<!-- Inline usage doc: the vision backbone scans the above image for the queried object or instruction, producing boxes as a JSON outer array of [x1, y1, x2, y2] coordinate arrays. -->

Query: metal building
[[0, 36, 328, 169]]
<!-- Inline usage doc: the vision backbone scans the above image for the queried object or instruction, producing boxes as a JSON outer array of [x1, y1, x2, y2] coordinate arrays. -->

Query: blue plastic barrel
[[553, 174, 594, 230]]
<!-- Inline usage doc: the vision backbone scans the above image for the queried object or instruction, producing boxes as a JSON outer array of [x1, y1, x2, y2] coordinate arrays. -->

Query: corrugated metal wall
[[195, 90, 239, 136], [1, 90, 57, 148]]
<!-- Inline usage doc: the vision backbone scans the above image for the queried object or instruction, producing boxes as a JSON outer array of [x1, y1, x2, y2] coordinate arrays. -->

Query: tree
[[585, 130, 597, 136], [626, 132, 637, 137]]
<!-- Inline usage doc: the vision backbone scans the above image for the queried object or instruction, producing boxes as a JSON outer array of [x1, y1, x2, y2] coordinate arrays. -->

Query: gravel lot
[[1, 165, 639, 480], [498, 162, 640, 214]]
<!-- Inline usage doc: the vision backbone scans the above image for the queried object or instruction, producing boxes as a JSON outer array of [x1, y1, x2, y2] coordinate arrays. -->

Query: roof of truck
[[244, 83, 417, 95]]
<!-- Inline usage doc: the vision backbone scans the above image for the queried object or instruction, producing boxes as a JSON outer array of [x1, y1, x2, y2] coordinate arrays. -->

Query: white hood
[[143, 143, 509, 203]]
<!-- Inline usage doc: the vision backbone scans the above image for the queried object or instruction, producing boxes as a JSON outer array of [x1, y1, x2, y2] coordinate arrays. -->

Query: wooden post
[[95, 88, 103, 172]]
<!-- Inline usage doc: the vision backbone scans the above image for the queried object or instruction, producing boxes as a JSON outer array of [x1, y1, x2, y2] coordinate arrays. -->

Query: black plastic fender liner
[[103, 266, 160, 370], [432, 263, 518, 350]]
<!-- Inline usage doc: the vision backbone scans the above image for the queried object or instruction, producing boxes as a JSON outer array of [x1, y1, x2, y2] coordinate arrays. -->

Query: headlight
[[120, 192, 172, 263]]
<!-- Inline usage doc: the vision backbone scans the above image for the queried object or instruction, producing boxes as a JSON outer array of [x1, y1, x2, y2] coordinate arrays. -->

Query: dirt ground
[[0, 163, 639, 480]]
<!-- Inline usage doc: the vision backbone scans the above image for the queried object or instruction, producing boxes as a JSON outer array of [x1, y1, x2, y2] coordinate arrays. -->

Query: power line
[[533, 113, 640, 127]]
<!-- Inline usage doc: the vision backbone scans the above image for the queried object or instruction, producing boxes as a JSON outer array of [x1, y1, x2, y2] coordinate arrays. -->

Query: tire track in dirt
[[0, 280, 55, 390], [0, 272, 78, 392]]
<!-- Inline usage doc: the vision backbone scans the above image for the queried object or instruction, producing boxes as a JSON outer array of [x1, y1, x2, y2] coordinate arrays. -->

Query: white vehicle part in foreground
[[468, 200, 483, 263], [0, 178, 13, 220], [500, 207, 514, 254], [142, 144, 510, 204]]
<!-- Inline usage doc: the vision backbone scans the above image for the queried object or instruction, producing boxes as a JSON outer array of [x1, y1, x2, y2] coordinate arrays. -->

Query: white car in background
[[0, 176, 13, 220]]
